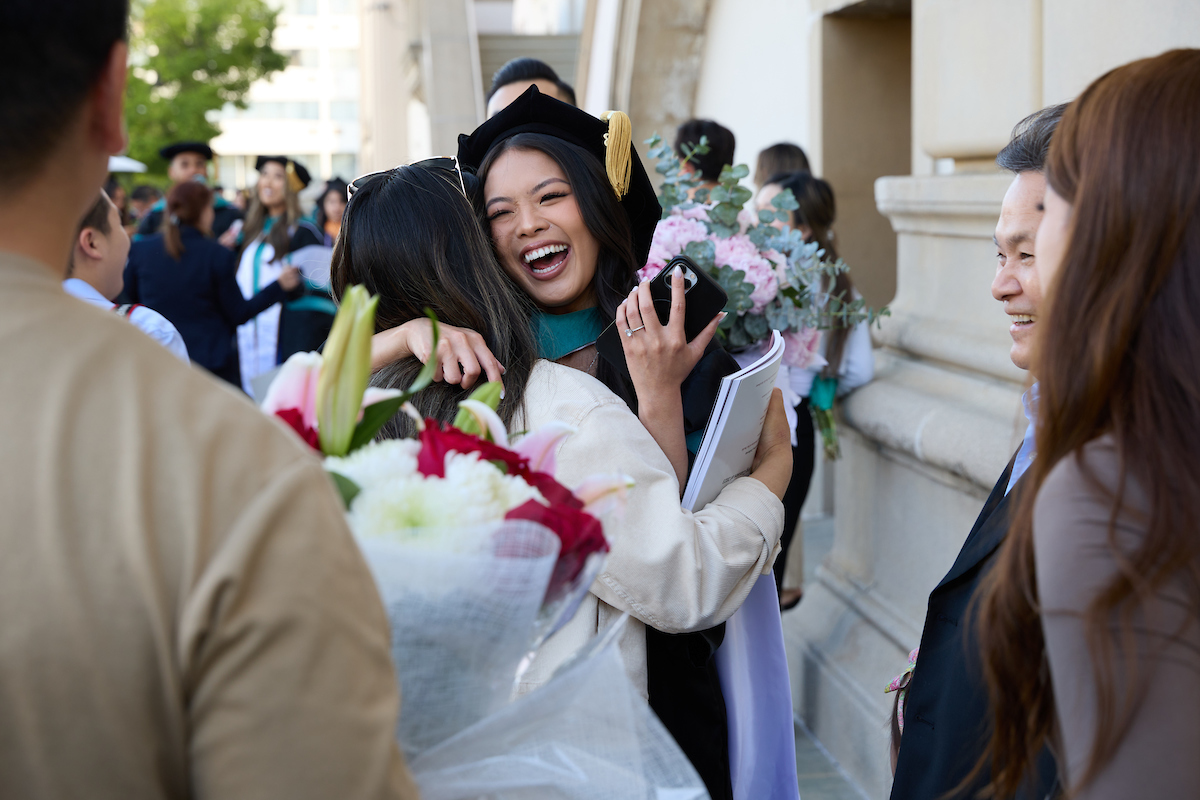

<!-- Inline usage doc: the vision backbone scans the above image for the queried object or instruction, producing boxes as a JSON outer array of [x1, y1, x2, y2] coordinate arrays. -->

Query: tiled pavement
[[793, 515, 872, 800], [795, 719, 870, 800]]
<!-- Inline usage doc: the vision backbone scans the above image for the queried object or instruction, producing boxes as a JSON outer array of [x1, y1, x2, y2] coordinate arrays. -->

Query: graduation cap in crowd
[[457, 85, 660, 267], [159, 141, 214, 162], [256, 156, 313, 194]]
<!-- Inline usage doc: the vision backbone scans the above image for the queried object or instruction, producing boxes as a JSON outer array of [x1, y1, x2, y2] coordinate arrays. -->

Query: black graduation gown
[[274, 221, 335, 362], [645, 343, 743, 800], [890, 457, 1059, 800], [123, 227, 288, 387]]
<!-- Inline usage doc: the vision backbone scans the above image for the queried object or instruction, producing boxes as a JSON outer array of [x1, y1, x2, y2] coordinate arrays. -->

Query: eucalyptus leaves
[[641, 133, 886, 351]]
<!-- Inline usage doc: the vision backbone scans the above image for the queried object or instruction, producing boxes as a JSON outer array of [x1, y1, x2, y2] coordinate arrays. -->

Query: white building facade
[[210, 0, 361, 195]]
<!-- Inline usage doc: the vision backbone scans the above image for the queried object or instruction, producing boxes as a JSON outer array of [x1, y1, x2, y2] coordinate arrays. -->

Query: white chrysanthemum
[[348, 451, 545, 549], [324, 438, 422, 493]]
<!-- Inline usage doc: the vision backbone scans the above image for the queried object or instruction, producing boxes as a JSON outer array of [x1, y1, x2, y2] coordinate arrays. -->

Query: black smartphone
[[595, 254, 728, 378]]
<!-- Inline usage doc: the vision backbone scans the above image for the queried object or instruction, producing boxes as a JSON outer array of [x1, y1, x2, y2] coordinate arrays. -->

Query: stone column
[[418, 0, 484, 157], [576, 0, 710, 177], [359, 0, 412, 173], [785, 1, 1200, 796]]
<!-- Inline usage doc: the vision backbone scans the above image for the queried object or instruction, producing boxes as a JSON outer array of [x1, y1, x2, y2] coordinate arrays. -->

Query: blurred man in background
[[486, 56, 575, 116], [135, 140, 243, 242]]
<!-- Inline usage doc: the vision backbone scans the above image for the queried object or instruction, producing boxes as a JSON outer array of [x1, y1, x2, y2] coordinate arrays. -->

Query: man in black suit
[[889, 103, 1068, 800]]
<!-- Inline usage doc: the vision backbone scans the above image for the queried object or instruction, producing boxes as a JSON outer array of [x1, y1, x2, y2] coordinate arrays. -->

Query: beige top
[[0, 251, 418, 799], [515, 360, 785, 696], [1035, 435, 1200, 798]]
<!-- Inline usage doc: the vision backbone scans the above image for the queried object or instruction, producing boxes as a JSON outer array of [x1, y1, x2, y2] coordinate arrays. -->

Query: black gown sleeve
[[214, 246, 286, 327], [289, 221, 324, 252], [135, 209, 162, 238]]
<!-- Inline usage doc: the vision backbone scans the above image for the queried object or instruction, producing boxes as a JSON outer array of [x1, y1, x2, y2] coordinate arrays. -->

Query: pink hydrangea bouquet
[[641, 134, 882, 368]]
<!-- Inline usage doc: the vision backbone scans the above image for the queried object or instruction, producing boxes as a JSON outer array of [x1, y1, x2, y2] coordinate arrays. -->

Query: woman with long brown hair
[[234, 156, 324, 392], [978, 49, 1200, 798]]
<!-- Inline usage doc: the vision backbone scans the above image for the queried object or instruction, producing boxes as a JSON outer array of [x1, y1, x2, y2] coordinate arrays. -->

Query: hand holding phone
[[595, 255, 727, 379]]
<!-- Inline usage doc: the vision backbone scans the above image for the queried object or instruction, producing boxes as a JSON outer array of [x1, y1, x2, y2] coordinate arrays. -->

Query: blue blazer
[[124, 227, 287, 386]]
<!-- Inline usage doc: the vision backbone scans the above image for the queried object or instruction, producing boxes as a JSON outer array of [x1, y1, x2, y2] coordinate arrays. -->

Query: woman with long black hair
[[354, 88, 791, 800]]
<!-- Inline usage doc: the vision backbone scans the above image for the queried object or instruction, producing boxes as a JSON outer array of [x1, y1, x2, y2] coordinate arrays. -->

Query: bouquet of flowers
[[642, 135, 887, 458], [260, 288, 708, 799]]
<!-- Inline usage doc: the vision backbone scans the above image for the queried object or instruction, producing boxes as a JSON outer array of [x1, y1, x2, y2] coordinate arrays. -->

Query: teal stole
[[532, 308, 607, 360]]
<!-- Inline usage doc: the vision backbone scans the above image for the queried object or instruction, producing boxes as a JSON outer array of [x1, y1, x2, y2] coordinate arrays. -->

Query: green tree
[[125, 0, 287, 182]]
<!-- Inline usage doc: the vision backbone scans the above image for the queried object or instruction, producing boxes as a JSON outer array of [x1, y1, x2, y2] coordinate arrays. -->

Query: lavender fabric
[[715, 572, 801, 800]]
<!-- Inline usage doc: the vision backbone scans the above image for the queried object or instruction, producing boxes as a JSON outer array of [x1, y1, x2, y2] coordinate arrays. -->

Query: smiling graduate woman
[[358, 88, 791, 800]]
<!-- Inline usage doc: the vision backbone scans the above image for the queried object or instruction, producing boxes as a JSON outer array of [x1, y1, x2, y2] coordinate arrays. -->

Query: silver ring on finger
[[625, 325, 646, 337]]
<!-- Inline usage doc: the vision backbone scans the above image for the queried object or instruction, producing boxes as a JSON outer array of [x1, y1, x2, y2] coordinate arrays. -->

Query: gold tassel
[[600, 110, 632, 199], [285, 161, 305, 194]]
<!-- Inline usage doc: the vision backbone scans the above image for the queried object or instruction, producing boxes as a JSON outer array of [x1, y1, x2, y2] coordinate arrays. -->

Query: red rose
[[417, 419, 531, 477], [275, 408, 320, 450], [505, 499, 609, 598]]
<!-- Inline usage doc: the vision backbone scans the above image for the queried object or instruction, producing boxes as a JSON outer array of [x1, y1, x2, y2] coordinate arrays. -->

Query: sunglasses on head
[[347, 156, 468, 201]]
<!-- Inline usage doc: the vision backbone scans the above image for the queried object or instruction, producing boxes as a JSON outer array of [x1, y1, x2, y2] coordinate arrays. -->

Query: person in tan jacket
[[0, 2, 418, 797]]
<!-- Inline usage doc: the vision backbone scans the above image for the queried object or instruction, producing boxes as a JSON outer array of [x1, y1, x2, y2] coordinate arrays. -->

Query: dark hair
[[766, 170, 852, 377], [754, 143, 810, 187], [487, 57, 575, 106], [995, 103, 1068, 173], [674, 119, 736, 183], [0, 0, 128, 189], [979, 50, 1200, 796], [479, 132, 640, 408], [67, 191, 114, 276], [330, 163, 536, 437], [79, 192, 114, 238], [131, 184, 161, 203], [163, 181, 213, 260], [315, 178, 348, 232]]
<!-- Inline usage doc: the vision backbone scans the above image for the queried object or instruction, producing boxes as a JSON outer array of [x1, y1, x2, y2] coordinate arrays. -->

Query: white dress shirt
[[63, 278, 189, 362], [1006, 381, 1039, 495]]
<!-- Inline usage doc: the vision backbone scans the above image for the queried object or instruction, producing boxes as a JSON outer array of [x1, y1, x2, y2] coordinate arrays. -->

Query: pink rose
[[783, 327, 828, 370], [713, 234, 778, 313]]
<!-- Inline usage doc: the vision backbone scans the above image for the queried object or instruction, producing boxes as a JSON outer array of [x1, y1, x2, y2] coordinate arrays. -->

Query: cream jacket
[[515, 360, 785, 697]]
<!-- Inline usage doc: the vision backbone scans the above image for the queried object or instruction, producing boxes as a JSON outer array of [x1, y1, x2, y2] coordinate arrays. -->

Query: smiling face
[[168, 151, 208, 185], [257, 161, 288, 214], [992, 170, 1047, 371], [484, 147, 600, 314]]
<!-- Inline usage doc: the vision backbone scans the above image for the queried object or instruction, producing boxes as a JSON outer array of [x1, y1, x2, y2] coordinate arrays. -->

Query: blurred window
[[331, 154, 357, 179], [282, 0, 318, 14], [329, 48, 358, 70], [218, 101, 320, 120], [330, 100, 358, 121], [290, 154, 321, 179], [287, 49, 320, 68], [327, 0, 356, 14]]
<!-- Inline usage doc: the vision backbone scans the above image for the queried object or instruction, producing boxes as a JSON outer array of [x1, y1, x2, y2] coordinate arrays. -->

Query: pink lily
[[513, 422, 576, 474]]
